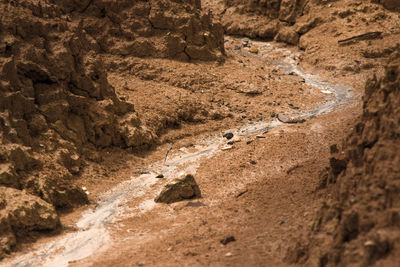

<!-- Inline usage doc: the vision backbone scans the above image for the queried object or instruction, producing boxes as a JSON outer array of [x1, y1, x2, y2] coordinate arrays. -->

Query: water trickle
[[7, 41, 353, 267]]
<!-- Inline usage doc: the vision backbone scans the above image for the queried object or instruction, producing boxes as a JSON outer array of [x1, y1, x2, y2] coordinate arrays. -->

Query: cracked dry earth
[[2, 1, 400, 267]]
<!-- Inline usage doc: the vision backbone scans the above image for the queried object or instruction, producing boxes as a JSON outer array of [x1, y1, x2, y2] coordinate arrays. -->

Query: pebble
[[223, 132, 234, 140], [250, 160, 257, 165], [186, 202, 206, 207], [225, 252, 233, 257], [364, 240, 375, 247], [227, 141, 235, 145], [249, 46, 259, 54], [256, 135, 266, 139], [156, 174, 164, 178], [222, 146, 233, 151], [220, 236, 236, 245], [133, 169, 150, 175], [82, 186, 89, 195]]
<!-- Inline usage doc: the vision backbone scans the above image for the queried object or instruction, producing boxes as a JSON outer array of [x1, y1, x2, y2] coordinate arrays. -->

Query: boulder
[[277, 113, 305, 123], [0, 187, 60, 258], [155, 174, 201, 204]]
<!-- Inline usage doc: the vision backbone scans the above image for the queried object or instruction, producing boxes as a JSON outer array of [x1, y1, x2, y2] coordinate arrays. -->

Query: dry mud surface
[[0, 0, 400, 266]]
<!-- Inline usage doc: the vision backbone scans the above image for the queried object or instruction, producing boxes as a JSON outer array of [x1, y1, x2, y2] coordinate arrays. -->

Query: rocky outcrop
[[0, 0, 224, 254], [0, 187, 60, 259], [288, 49, 400, 266], [378, 0, 400, 11], [155, 174, 202, 204], [53, 0, 225, 61], [221, 0, 308, 42], [220, 0, 400, 47]]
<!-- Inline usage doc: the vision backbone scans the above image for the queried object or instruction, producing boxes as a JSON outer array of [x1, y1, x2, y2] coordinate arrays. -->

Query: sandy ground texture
[[0, 0, 400, 266]]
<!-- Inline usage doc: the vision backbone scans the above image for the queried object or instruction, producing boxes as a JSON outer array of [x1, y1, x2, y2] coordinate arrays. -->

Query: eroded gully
[[6, 39, 353, 267]]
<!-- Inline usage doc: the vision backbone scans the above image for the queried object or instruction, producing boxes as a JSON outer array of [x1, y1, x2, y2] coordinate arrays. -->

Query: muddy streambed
[[6, 41, 353, 267]]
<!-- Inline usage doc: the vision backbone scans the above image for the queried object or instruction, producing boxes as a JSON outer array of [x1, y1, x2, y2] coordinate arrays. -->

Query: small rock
[[154, 174, 201, 204], [364, 240, 375, 247], [222, 146, 233, 151], [250, 160, 257, 165], [133, 169, 150, 175], [223, 132, 234, 140], [239, 85, 263, 96], [225, 252, 233, 257], [277, 114, 305, 124], [82, 186, 90, 195], [256, 135, 266, 139], [249, 46, 259, 54], [227, 141, 235, 145], [186, 201, 206, 207], [220, 236, 236, 245], [155, 174, 164, 178]]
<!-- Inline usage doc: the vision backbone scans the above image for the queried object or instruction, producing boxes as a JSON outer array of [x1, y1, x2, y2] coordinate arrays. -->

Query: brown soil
[[0, 0, 399, 266], [294, 49, 400, 267]]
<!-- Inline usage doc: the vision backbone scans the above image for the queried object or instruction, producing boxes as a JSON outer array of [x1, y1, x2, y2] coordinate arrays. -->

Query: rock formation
[[155, 174, 202, 204], [0, 187, 60, 259], [0, 0, 224, 255], [288, 48, 400, 266]]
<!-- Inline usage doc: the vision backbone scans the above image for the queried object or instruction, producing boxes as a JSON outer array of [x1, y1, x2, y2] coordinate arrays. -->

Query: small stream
[[7, 41, 353, 267]]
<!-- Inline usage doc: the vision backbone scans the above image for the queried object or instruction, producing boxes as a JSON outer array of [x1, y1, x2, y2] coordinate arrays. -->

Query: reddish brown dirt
[[0, 0, 400, 266], [296, 49, 400, 267], [71, 108, 359, 267]]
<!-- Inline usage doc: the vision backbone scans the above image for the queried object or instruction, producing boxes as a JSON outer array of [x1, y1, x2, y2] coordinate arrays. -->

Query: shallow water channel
[[7, 41, 353, 267]]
